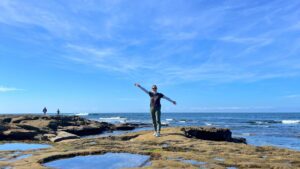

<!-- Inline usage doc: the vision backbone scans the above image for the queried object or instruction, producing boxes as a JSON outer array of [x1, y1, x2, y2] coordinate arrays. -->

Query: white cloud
[[0, 86, 23, 93]]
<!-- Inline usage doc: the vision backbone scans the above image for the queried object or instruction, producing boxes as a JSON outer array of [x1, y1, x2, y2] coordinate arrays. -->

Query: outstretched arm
[[163, 95, 177, 105], [134, 83, 149, 94]]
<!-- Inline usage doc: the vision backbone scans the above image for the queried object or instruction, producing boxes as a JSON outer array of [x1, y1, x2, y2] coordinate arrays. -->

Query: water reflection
[[44, 152, 151, 169], [0, 143, 51, 151]]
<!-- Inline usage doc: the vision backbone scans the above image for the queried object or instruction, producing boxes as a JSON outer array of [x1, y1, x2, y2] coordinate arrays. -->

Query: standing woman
[[43, 107, 47, 115], [135, 83, 176, 137]]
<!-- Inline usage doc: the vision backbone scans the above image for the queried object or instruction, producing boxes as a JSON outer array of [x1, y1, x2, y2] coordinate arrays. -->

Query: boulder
[[49, 131, 79, 142], [181, 127, 246, 144]]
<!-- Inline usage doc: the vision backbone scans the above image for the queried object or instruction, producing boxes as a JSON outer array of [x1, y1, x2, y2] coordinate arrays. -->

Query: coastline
[[0, 115, 300, 168]]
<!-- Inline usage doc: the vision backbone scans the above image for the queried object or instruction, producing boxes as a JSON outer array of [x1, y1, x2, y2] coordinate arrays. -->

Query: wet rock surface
[[0, 115, 144, 142], [181, 127, 247, 144]]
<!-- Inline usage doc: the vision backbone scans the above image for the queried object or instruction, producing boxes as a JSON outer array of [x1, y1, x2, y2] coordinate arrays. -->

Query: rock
[[113, 123, 136, 130], [48, 121, 58, 130], [16, 124, 42, 132], [0, 125, 8, 132], [60, 125, 107, 136], [49, 131, 79, 142], [0, 115, 136, 141], [0, 117, 12, 123], [181, 127, 246, 144], [11, 116, 28, 123], [2, 129, 38, 140], [5, 127, 300, 169], [231, 137, 247, 144]]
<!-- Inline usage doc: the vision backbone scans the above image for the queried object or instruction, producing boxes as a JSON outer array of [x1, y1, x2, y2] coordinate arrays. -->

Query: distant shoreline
[[0, 112, 299, 114]]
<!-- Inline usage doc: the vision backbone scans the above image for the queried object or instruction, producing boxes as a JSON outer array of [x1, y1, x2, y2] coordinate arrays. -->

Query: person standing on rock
[[135, 83, 176, 137], [57, 109, 60, 116], [43, 107, 47, 115]]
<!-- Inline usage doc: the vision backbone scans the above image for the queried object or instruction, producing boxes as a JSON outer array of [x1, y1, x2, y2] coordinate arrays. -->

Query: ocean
[[72, 112, 300, 151]]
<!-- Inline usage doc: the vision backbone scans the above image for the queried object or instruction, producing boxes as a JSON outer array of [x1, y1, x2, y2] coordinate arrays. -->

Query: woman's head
[[152, 85, 157, 92]]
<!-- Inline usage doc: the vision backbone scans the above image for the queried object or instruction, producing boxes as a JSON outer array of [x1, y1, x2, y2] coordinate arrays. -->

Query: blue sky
[[0, 0, 300, 113]]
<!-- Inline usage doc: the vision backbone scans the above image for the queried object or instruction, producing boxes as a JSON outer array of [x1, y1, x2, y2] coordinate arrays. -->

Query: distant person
[[57, 109, 60, 116], [135, 83, 176, 137], [43, 107, 47, 115]]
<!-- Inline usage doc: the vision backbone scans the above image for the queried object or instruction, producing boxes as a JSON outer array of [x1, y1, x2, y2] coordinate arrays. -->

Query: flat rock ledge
[[181, 127, 247, 144], [0, 115, 143, 142], [1, 127, 299, 169]]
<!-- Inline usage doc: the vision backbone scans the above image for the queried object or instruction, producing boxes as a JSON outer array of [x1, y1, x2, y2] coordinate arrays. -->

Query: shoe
[[153, 132, 157, 136], [155, 132, 161, 137]]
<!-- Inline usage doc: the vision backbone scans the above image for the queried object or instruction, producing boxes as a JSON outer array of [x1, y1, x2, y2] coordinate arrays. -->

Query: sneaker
[[153, 132, 157, 136], [155, 132, 161, 137]]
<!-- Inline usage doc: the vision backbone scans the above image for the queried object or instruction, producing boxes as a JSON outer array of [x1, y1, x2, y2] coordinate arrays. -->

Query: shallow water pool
[[44, 152, 151, 169], [0, 143, 51, 151]]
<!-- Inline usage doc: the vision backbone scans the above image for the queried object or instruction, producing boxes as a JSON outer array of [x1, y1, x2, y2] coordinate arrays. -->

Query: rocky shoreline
[[0, 115, 300, 169], [0, 115, 150, 142]]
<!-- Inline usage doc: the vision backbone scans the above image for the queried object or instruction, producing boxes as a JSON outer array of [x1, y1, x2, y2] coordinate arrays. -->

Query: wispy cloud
[[0, 86, 23, 93], [220, 36, 272, 45], [1, 0, 300, 85], [284, 94, 300, 99], [65, 44, 149, 73]]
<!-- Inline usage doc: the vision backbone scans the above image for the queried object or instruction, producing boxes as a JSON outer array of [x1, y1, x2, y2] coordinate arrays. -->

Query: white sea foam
[[75, 113, 89, 116], [166, 118, 174, 121], [204, 122, 212, 126], [281, 120, 300, 124], [99, 117, 127, 123], [161, 122, 169, 125], [241, 133, 251, 136]]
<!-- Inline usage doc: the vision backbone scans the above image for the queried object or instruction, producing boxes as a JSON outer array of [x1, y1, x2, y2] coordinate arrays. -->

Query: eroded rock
[[49, 131, 79, 142], [181, 127, 247, 144]]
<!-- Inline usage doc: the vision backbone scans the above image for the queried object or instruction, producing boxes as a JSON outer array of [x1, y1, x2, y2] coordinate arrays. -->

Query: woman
[[135, 83, 176, 137]]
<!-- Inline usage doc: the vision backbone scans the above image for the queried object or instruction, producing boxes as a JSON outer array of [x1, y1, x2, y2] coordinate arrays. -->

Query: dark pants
[[150, 107, 161, 132]]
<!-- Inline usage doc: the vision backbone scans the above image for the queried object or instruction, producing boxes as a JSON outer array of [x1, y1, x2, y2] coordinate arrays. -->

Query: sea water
[[0, 143, 51, 151], [73, 112, 300, 151], [44, 153, 150, 169]]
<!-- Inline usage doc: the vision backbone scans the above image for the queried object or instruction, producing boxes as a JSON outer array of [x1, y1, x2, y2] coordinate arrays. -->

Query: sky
[[0, 0, 300, 113]]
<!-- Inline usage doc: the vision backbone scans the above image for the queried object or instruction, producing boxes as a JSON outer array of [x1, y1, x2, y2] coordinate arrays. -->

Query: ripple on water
[[44, 153, 151, 169], [0, 143, 51, 151]]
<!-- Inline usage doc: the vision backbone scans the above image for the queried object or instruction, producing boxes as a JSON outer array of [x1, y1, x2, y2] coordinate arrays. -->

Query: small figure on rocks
[[57, 109, 60, 116], [135, 83, 176, 137], [43, 107, 47, 115]]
